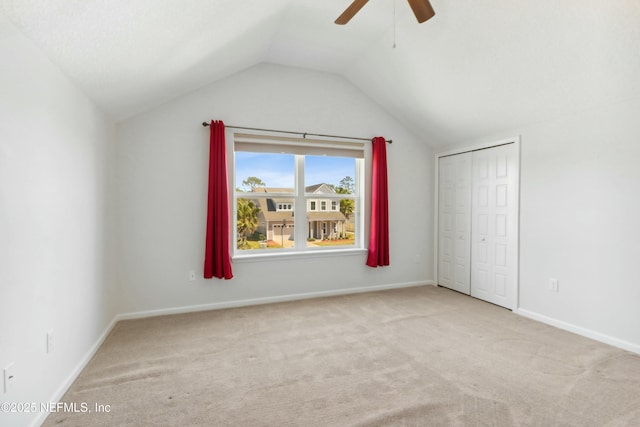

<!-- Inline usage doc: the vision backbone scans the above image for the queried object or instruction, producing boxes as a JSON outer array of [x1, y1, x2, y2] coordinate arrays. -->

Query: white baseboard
[[32, 316, 120, 427], [119, 280, 436, 320], [515, 308, 640, 355]]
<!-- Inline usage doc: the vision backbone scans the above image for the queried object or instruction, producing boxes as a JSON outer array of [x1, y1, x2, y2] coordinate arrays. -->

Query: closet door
[[470, 144, 518, 309], [438, 153, 472, 295]]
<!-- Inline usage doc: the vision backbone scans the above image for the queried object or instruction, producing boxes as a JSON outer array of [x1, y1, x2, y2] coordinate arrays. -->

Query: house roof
[[3, 1, 639, 145], [252, 187, 293, 194], [307, 212, 347, 222], [249, 184, 346, 222], [259, 210, 346, 223], [306, 183, 334, 194], [259, 208, 294, 224]]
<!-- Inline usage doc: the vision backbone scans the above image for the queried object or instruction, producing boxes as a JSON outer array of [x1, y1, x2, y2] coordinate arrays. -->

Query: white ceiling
[[2, 0, 640, 145]]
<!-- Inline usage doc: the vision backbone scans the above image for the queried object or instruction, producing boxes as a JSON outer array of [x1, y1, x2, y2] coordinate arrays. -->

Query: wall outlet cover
[[47, 330, 54, 354], [3, 363, 15, 394]]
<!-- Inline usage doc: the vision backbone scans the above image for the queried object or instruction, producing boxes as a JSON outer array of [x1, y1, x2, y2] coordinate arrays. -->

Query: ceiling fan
[[335, 0, 435, 25]]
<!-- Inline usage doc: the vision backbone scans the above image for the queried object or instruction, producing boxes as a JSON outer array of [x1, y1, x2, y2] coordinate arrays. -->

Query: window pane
[[235, 152, 294, 191], [234, 149, 361, 255], [305, 156, 356, 193], [306, 198, 356, 248], [304, 156, 357, 248], [235, 152, 295, 251], [236, 198, 294, 251]]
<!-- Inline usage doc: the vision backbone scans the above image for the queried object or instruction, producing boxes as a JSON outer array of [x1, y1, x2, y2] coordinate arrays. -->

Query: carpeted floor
[[44, 286, 640, 426]]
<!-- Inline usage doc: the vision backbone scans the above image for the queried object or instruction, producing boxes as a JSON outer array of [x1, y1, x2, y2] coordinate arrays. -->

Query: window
[[277, 203, 293, 211], [233, 133, 364, 255]]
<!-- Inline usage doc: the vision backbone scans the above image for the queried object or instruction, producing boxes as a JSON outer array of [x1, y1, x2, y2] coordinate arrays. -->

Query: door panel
[[470, 144, 518, 309], [438, 153, 472, 294]]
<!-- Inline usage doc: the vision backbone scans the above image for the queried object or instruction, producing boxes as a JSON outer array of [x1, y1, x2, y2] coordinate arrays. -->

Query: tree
[[237, 198, 261, 248], [339, 176, 354, 194], [336, 187, 355, 219], [336, 177, 355, 220], [242, 176, 266, 192]]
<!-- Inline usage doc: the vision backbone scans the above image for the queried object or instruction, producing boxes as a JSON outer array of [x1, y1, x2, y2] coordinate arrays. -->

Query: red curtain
[[366, 136, 390, 267], [204, 120, 233, 279]]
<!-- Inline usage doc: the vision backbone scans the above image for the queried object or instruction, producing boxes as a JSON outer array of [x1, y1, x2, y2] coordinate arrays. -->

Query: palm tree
[[237, 198, 261, 248], [335, 187, 354, 219]]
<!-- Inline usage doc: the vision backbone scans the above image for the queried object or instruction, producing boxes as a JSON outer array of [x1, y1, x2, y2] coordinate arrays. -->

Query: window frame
[[230, 132, 366, 260]]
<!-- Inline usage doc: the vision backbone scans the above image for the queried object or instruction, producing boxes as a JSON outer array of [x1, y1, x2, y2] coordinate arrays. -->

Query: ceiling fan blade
[[406, 0, 435, 23], [335, 0, 369, 25]]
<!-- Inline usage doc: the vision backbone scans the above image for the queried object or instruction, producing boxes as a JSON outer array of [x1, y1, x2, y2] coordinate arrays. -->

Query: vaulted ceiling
[[2, 0, 640, 145]]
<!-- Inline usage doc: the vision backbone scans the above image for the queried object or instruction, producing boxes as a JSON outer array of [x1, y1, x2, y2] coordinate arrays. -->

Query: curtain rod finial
[[202, 121, 209, 127]]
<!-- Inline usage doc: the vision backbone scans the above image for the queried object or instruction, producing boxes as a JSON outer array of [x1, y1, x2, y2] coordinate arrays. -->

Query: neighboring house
[[250, 184, 347, 242]]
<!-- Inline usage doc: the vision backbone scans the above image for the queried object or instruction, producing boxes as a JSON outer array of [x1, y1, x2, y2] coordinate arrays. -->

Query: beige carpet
[[44, 286, 640, 426]]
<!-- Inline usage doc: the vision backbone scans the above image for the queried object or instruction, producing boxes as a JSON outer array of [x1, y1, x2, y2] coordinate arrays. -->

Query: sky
[[235, 153, 355, 190]]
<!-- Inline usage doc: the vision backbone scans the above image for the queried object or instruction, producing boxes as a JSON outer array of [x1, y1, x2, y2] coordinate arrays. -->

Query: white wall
[[116, 63, 434, 315], [438, 97, 640, 352], [0, 16, 117, 427]]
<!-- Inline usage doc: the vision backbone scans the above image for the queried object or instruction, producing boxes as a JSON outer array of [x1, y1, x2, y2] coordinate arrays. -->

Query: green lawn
[[237, 240, 282, 249], [314, 239, 355, 247], [239, 238, 354, 249]]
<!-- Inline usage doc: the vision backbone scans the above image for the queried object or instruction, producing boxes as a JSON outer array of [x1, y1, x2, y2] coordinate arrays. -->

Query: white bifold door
[[438, 143, 518, 310], [438, 152, 472, 295]]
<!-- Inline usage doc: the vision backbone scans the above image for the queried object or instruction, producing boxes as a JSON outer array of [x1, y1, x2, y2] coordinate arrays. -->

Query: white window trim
[[230, 131, 366, 260]]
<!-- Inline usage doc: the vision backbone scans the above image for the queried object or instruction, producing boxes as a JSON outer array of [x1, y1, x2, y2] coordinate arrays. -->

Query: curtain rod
[[201, 122, 392, 144]]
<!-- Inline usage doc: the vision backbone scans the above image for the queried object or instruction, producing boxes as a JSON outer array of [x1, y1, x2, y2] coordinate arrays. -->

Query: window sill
[[233, 248, 367, 263]]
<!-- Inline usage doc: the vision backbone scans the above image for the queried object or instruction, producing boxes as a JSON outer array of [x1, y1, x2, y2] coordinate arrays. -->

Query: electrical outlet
[[549, 278, 559, 292], [3, 363, 14, 394], [47, 330, 54, 354], [188, 270, 196, 281]]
